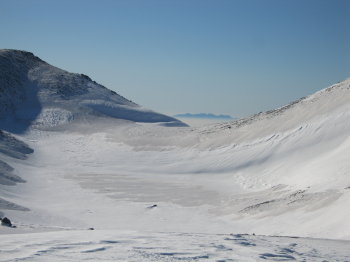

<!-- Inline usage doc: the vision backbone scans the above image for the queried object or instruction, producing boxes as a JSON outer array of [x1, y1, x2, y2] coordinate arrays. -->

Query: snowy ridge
[[0, 49, 185, 133], [194, 77, 350, 147]]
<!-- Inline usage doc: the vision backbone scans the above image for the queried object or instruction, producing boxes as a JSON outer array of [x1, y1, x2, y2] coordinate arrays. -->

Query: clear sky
[[1, 0, 349, 117]]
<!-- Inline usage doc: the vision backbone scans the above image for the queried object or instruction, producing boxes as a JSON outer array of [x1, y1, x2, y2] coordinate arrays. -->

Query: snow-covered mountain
[[1, 50, 350, 261], [0, 49, 185, 133]]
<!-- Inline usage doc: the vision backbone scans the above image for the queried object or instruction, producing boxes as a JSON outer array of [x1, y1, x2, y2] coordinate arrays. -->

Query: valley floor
[[1, 102, 350, 261]]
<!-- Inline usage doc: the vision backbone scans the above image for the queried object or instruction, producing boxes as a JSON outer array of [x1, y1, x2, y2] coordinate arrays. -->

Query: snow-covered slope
[[0, 130, 32, 218], [0, 50, 349, 260], [196, 77, 350, 146], [0, 49, 185, 133]]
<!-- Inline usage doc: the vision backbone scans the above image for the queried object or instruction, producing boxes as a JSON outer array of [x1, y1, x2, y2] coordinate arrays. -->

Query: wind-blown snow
[[1, 50, 350, 261], [1, 231, 350, 262]]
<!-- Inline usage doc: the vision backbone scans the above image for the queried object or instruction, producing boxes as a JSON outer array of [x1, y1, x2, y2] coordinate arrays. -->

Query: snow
[[0, 49, 186, 134], [1, 50, 350, 260], [1, 231, 350, 262]]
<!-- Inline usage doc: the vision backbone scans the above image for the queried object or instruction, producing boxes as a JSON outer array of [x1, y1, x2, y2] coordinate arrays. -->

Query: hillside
[[0, 49, 185, 133], [0, 51, 349, 260]]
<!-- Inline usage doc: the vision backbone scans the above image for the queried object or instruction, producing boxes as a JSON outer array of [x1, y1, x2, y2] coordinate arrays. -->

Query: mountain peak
[[0, 49, 186, 133], [0, 49, 44, 64]]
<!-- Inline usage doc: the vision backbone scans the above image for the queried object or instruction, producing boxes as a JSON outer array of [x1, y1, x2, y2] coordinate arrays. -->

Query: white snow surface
[[1, 50, 350, 260], [1, 231, 350, 262]]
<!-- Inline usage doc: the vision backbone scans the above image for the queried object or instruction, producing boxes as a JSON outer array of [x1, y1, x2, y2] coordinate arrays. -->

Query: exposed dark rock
[[0, 130, 34, 159], [1, 217, 12, 227]]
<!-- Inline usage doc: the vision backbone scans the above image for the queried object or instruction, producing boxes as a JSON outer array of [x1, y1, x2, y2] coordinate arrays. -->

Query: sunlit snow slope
[[0, 49, 350, 261]]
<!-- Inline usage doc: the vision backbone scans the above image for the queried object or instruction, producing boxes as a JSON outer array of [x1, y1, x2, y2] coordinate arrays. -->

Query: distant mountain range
[[174, 113, 234, 120]]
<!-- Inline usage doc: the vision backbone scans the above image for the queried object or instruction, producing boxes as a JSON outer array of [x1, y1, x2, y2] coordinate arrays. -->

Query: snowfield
[[2, 231, 350, 262], [0, 50, 350, 261]]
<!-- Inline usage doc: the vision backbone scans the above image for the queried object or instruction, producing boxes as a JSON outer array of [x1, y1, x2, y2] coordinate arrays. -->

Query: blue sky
[[1, 0, 349, 117]]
